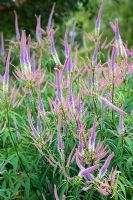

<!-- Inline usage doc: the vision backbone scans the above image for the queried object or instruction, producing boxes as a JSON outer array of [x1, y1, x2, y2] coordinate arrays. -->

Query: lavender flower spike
[[115, 19, 127, 58], [28, 111, 40, 139], [68, 77, 75, 112], [57, 119, 63, 150], [78, 133, 84, 156], [79, 164, 99, 180], [47, 3, 56, 35], [98, 152, 115, 178], [36, 15, 42, 42], [64, 45, 73, 73], [95, 0, 104, 35], [14, 11, 20, 41], [27, 34, 31, 61], [0, 32, 5, 56], [3, 48, 12, 93], [88, 118, 97, 152], [38, 91, 45, 116], [20, 30, 31, 74], [49, 30, 61, 65], [92, 34, 102, 65], [110, 19, 127, 58], [55, 69, 63, 103], [99, 97, 127, 116]]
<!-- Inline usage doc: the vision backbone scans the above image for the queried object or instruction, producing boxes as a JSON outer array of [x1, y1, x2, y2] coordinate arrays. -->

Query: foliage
[[0, 1, 133, 200]]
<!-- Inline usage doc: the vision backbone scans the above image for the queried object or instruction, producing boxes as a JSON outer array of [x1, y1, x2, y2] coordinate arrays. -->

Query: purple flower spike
[[36, 15, 42, 42], [20, 30, 31, 74], [95, 0, 104, 35], [3, 48, 12, 93], [57, 120, 63, 150], [118, 114, 125, 134], [92, 35, 102, 65], [68, 77, 75, 112], [98, 152, 115, 178], [110, 19, 127, 58], [14, 11, 20, 41], [47, 3, 56, 35], [28, 111, 40, 139], [76, 149, 84, 170], [78, 133, 84, 156], [20, 30, 26, 69], [88, 118, 97, 152], [37, 114, 42, 131], [79, 164, 99, 180], [66, 45, 73, 73], [27, 35, 31, 61], [0, 32, 5, 56], [49, 30, 60, 65], [38, 91, 45, 116], [55, 69, 63, 103], [99, 97, 127, 116]]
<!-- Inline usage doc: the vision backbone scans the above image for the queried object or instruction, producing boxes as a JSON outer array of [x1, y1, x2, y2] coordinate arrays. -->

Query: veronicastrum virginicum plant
[[0, 1, 133, 200]]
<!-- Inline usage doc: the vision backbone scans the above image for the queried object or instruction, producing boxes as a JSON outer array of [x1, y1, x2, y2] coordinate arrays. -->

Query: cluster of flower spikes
[[76, 117, 117, 196], [0, 0, 133, 198]]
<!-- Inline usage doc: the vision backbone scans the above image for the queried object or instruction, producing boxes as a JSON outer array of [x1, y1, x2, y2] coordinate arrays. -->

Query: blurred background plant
[[0, 0, 133, 46]]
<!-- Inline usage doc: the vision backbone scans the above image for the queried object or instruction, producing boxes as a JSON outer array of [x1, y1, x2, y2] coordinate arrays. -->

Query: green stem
[[112, 70, 115, 125], [5, 95, 41, 200]]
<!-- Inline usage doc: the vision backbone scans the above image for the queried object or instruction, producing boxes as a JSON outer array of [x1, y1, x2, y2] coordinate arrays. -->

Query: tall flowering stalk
[[68, 76, 75, 113], [57, 118, 63, 151], [110, 19, 127, 58], [27, 35, 31, 61], [55, 69, 63, 106], [95, 0, 104, 35], [49, 30, 61, 65], [20, 30, 31, 75], [88, 118, 97, 152], [28, 111, 40, 139], [46, 3, 56, 35], [92, 33, 103, 66], [3, 48, 12, 94], [111, 46, 117, 123]]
